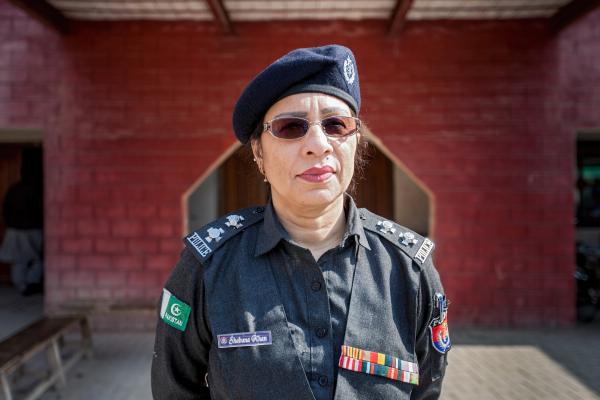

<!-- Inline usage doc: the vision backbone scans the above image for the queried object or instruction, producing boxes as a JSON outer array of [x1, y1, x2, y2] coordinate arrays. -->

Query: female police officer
[[151, 45, 450, 399]]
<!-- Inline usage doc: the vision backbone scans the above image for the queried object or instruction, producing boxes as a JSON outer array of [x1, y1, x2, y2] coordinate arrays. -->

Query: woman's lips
[[298, 166, 335, 183]]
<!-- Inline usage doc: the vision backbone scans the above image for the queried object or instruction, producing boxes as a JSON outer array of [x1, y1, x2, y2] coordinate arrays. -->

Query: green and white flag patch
[[160, 288, 191, 331]]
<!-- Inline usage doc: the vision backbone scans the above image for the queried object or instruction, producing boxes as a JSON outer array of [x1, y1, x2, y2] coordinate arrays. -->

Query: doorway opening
[[575, 131, 600, 322], [186, 144, 265, 233], [0, 129, 44, 340], [0, 138, 44, 291]]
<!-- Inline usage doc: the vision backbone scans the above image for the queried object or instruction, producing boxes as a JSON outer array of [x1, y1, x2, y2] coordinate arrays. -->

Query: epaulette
[[359, 208, 435, 265], [183, 205, 266, 263]]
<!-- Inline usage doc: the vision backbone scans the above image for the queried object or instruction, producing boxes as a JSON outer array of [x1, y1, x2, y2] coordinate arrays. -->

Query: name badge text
[[217, 331, 272, 348]]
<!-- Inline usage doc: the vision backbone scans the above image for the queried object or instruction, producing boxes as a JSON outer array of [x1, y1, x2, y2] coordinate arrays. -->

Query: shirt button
[[318, 375, 328, 387], [311, 281, 321, 291], [316, 327, 328, 338]]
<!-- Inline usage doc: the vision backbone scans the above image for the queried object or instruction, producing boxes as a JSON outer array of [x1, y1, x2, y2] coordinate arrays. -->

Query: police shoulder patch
[[359, 208, 435, 265], [429, 293, 451, 354], [183, 206, 266, 263]]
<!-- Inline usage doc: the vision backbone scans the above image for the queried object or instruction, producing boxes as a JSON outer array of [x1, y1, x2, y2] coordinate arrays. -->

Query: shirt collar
[[254, 201, 290, 257], [344, 194, 371, 251], [254, 194, 371, 257]]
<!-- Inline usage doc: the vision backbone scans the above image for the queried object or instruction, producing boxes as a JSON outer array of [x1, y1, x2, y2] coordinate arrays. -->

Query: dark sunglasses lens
[[271, 117, 308, 139], [322, 116, 357, 137]]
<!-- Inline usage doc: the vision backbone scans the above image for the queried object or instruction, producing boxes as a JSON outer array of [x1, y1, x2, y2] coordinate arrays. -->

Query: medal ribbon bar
[[339, 345, 419, 385]]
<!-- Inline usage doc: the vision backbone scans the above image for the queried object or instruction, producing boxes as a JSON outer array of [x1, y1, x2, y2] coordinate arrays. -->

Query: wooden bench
[[0, 316, 92, 400]]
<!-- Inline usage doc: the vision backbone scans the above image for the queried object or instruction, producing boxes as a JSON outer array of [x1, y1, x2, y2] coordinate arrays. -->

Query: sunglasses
[[263, 115, 361, 140]]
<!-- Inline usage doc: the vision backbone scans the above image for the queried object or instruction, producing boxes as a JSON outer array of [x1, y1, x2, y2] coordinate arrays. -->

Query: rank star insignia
[[399, 231, 418, 247], [205, 227, 225, 243], [377, 220, 396, 234], [225, 214, 244, 229]]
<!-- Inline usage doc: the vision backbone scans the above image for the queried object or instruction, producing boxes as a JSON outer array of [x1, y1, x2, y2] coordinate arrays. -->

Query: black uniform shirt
[[151, 196, 449, 400], [256, 199, 369, 399]]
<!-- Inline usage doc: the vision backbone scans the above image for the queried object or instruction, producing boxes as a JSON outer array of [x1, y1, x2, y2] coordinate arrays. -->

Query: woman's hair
[[247, 112, 369, 196]]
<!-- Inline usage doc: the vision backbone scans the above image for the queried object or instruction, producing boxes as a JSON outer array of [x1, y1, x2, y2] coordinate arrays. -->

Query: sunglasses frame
[[263, 115, 361, 141]]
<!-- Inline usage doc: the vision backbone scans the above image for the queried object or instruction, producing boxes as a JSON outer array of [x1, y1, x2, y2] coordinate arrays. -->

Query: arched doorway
[[185, 134, 432, 236]]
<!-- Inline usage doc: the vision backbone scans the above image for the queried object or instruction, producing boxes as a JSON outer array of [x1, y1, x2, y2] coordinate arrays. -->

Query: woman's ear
[[355, 132, 362, 153], [251, 138, 268, 182], [251, 139, 262, 161]]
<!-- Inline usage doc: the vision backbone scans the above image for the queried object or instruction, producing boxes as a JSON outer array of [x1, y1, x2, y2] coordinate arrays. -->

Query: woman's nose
[[303, 123, 333, 156]]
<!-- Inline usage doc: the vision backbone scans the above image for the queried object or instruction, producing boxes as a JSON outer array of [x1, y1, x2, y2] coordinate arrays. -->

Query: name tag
[[217, 331, 272, 348]]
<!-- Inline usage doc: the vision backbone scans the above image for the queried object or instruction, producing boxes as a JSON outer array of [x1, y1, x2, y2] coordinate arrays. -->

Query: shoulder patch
[[359, 208, 435, 265], [160, 288, 191, 332], [430, 293, 451, 354], [183, 206, 266, 262]]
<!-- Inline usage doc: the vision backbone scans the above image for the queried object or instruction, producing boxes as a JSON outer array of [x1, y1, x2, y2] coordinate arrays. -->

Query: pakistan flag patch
[[160, 289, 191, 331]]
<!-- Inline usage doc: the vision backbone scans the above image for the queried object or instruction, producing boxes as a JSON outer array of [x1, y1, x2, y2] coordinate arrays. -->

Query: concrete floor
[[0, 286, 152, 400], [37, 333, 153, 400], [444, 326, 600, 400], [1, 286, 599, 400], [0, 287, 43, 341]]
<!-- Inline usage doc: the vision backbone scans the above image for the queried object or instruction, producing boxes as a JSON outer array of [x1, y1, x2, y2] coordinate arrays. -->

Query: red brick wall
[[2, 0, 598, 326]]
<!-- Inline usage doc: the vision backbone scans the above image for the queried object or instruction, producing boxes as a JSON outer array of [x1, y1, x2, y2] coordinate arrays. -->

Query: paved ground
[[1, 286, 599, 400], [444, 326, 600, 400]]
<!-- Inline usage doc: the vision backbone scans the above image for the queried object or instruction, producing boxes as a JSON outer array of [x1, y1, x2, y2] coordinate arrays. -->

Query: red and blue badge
[[429, 293, 451, 354]]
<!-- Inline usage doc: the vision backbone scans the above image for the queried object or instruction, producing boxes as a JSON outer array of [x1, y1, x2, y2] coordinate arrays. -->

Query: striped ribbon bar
[[339, 345, 419, 385]]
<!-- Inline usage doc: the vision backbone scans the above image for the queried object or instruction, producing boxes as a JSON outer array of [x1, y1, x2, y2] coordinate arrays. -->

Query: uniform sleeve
[[151, 247, 212, 399], [411, 257, 449, 400]]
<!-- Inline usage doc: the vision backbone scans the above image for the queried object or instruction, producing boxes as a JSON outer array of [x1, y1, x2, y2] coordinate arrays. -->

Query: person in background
[[0, 148, 44, 296], [152, 44, 450, 399]]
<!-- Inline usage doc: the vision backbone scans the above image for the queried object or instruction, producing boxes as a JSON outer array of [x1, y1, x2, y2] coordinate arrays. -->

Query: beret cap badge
[[343, 55, 355, 85]]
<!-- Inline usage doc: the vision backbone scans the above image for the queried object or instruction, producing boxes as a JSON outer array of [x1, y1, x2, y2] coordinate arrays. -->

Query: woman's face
[[253, 92, 360, 209]]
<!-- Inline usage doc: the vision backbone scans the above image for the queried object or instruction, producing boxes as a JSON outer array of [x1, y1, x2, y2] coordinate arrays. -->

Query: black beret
[[232, 44, 361, 144]]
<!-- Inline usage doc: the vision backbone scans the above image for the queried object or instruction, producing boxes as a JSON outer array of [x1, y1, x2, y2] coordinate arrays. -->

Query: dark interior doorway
[[575, 135, 600, 323], [0, 145, 43, 286], [217, 146, 267, 215], [353, 144, 394, 220], [576, 139, 600, 230]]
